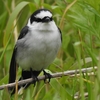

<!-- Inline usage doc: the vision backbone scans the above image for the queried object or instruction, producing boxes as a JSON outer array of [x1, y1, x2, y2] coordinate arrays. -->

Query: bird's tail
[[8, 49, 17, 92], [11, 70, 41, 95]]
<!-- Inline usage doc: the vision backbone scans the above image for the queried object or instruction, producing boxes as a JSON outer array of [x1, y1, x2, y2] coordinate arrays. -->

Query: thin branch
[[0, 66, 97, 90], [74, 92, 88, 99], [59, 0, 77, 29]]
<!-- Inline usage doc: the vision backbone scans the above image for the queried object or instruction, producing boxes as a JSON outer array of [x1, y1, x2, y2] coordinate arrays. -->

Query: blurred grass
[[0, 0, 100, 99]]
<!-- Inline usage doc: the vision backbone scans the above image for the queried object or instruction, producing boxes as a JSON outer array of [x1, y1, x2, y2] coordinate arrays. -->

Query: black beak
[[43, 16, 52, 23]]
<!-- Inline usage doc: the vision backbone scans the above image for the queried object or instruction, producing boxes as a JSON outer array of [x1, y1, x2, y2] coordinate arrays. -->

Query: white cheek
[[27, 18, 31, 26]]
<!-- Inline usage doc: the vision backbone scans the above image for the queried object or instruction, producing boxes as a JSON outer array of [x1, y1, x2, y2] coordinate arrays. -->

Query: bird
[[8, 8, 62, 94]]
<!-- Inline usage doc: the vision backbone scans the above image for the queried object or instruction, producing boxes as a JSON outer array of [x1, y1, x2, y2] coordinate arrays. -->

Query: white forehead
[[35, 11, 52, 19]]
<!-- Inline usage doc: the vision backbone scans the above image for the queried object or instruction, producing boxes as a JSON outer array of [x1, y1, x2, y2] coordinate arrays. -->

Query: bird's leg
[[43, 70, 52, 83], [30, 68, 38, 86]]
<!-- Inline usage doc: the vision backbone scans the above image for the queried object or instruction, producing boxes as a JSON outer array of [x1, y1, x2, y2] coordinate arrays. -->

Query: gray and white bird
[[9, 8, 62, 94]]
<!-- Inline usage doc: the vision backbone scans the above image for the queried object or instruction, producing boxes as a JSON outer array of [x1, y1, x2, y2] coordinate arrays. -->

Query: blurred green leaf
[[4, 1, 30, 45], [50, 78, 72, 100]]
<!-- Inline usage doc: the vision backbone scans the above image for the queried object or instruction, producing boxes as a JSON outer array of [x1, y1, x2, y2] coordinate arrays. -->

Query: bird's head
[[27, 9, 57, 31], [29, 9, 53, 25]]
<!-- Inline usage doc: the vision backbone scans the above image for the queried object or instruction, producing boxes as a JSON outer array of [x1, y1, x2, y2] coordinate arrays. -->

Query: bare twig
[[74, 92, 88, 99], [0, 66, 97, 90]]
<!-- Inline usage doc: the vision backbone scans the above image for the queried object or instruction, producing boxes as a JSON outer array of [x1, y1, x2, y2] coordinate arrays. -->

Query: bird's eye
[[30, 17, 42, 23], [35, 18, 42, 22]]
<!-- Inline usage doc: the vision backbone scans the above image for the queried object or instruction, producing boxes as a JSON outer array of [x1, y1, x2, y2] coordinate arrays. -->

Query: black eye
[[35, 18, 42, 22], [30, 17, 42, 23]]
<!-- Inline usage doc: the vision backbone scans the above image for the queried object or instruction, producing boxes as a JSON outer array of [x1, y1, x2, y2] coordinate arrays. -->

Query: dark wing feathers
[[58, 27, 62, 42], [9, 26, 29, 85], [18, 26, 29, 39]]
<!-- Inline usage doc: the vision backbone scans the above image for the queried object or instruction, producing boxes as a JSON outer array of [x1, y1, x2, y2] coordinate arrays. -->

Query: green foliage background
[[0, 0, 100, 100]]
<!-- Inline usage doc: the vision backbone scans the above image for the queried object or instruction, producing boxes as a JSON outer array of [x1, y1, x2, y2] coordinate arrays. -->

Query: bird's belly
[[16, 31, 61, 71], [30, 49, 56, 70], [16, 44, 58, 71]]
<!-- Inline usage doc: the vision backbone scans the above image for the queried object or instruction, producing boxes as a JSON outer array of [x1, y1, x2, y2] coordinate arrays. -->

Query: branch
[[0, 66, 97, 90], [74, 92, 88, 99]]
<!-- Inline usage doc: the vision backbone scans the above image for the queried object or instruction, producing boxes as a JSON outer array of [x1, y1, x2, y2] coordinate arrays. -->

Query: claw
[[31, 75, 38, 86], [43, 70, 52, 83]]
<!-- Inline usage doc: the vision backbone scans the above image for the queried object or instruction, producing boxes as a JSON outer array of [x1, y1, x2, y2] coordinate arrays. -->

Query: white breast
[[16, 21, 61, 71]]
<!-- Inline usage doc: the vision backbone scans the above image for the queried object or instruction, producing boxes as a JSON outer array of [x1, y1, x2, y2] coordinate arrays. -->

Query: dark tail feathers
[[11, 70, 41, 95]]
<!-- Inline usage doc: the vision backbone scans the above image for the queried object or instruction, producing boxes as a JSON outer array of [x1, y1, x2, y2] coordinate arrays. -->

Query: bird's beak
[[44, 17, 51, 22], [43, 17, 52, 23]]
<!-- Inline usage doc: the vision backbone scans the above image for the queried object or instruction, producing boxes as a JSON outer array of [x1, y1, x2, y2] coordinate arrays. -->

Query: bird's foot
[[31, 75, 38, 86], [30, 68, 38, 86], [43, 70, 52, 83]]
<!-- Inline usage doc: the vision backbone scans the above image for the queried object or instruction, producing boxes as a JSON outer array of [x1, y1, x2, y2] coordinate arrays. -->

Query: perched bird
[[9, 8, 62, 94]]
